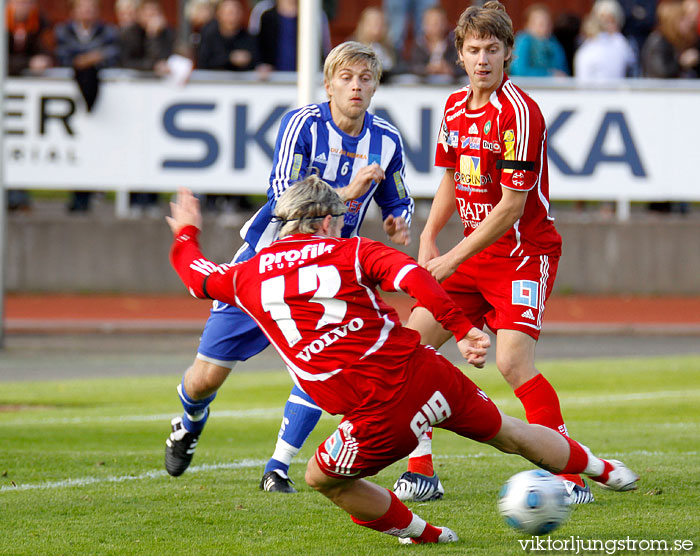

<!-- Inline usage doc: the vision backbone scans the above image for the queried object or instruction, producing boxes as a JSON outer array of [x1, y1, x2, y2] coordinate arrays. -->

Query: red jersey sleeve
[[170, 225, 239, 305], [434, 93, 460, 169], [497, 93, 545, 192], [357, 238, 474, 340]]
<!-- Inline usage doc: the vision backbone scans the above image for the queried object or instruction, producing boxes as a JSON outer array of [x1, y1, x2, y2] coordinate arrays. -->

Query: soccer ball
[[498, 470, 571, 535]]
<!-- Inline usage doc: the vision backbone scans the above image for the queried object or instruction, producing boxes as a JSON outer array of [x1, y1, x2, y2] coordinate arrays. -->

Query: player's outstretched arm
[[167, 188, 238, 307], [166, 187, 202, 235], [456, 328, 491, 369], [418, 168, 456, 266]]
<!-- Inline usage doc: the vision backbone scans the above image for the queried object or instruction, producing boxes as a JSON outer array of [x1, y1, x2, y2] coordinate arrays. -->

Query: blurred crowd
[[7, 0, 700, 214]]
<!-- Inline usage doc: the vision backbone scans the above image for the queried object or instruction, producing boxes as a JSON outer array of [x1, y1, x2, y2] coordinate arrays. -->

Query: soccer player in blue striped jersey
[[165, 42, 415, 491]]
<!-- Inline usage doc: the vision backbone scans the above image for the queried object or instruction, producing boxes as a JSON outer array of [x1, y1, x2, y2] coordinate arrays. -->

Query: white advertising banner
[[4, 76, 699, 201]]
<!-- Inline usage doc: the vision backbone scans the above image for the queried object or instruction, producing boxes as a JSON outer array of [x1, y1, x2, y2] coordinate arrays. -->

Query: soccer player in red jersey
[[393, 1, 593, 505], [166, 177, 638, 544]]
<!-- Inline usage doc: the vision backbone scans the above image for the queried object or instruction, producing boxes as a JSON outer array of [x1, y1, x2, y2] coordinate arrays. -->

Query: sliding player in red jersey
[[165, 176, 638, 545], [394, 1, 593, 505]]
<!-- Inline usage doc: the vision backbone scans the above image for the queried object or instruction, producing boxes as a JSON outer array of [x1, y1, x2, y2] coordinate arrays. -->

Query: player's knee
[[184, 359, 230, 398], [496, 353, 535, 388], [304, 458, 328, 493], [487, 414, 528, 455]]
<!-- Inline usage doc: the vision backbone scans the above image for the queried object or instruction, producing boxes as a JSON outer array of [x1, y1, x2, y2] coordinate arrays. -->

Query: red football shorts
[[434, 252, 559, 340], [314, 344, 502, 479]]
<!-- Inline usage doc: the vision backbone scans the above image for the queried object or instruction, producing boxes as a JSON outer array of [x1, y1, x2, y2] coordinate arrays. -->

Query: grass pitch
[[1, 355, 699, 556]]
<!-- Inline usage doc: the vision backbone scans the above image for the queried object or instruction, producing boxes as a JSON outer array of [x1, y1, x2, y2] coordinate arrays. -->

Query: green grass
[[1, 356, 699, 556]]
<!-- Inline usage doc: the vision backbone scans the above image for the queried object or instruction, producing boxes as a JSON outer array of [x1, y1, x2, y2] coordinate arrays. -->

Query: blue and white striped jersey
[[235, 102, 414, 262]]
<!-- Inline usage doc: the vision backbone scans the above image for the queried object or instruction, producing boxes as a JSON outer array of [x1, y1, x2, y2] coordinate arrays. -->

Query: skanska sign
[[4, 76, 697, 201]]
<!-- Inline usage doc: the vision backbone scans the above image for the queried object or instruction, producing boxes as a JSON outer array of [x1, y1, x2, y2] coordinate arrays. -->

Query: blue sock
[[178, 380, 216, 434], [264, 385, 322, 475]]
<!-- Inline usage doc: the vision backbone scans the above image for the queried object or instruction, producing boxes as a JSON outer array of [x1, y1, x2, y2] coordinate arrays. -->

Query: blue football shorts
[[195, 241, 270, 367], [196, 301, 270, 367]]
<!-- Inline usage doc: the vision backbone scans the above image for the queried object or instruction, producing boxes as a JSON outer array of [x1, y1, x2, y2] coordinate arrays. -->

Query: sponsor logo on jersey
[[512, 171, 525, 186], [482, 139, 501, 153], [447, 130, 459, 148], [291, 153, 303, 179], [484, 120, 492, 134], [455, 155, 493, 191], [439, 121, 450, 152], [393, 171, 406, 198], [325, 429, 344, 460], [313, 152, 328, 164], [329, 147, 367, 160], [468, 122, 478, 135], [512, 280, 539, 309], [456, 197, 494, 226], [502, 129, 515, 173], [446, 107, 465, 122], [258, 242, 334, 273], [345, 199, 362, 214], [410, 391, 452, 439], [296, 317, 365, 362], [462, 136, 480, 150], [322, 421, 360, 476]]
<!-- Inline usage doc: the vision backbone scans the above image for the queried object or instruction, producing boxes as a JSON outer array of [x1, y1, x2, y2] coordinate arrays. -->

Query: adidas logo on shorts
[[521, 309, 535, 320]]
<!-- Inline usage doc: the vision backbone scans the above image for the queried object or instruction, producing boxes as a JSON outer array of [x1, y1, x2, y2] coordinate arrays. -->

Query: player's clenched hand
[[166, 187, 202, 235], [417, 236, 440, 267], [337, 163, 385, 201], [457, 327, 490, 368], [383, 215, 410, 246], [424, 251, 460, 282]]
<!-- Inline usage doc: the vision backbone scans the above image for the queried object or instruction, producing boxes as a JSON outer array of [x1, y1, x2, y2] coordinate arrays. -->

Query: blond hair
[[275, 175, 347, 237], [323, 41, 382, 86], [454, 1, 515, 67]]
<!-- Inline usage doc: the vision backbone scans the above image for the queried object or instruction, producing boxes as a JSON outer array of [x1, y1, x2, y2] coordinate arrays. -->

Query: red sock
[[515, 374, 584, 487], [407, 429, 434, 476], [591, 460, 615, 484], [351, 491, 442, 543], [560, 436, 589, 474]]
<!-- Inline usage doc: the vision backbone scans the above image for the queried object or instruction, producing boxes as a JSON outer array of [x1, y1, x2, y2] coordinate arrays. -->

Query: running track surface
[[5, 293, 700, 334]]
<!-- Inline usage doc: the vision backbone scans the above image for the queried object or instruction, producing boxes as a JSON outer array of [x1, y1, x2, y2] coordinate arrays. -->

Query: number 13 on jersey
[[260, 265, 347, 347]]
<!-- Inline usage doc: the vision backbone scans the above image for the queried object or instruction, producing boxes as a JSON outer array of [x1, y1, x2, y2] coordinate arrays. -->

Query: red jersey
[[435, 75, 561, 258], [171, 227, 474, 416]]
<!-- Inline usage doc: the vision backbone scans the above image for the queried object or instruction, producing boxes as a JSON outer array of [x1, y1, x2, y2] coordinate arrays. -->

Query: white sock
[[271, 438, 299, 467], [581, 443, 605, 476]]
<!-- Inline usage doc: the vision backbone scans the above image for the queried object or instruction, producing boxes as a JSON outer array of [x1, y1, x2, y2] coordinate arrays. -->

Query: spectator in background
[[198, 0, 259, 219], [350, 7, 398, 80], [6, 0, 54, 212], [510, 4, 569, 77], [383, 0, 437, 56], [642, 0, 700, 77], [642, 0, 697, 215], [118, 0, 173, 73], [574, 0, 637, 81], [55, 0, 120, 212], [116, 0, 144, 67], [249, 0, 337, 34], [7, 0, 53, 76], [408, 5, 458, 82], [552, 12, 582, 74], [131, 1, 174, 215], [619, 0, 657, 60], [198, 0, 258, 71], [257, 0, 331, 74], [184, 0, 216, 64], [138, 1, 174, 73]]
